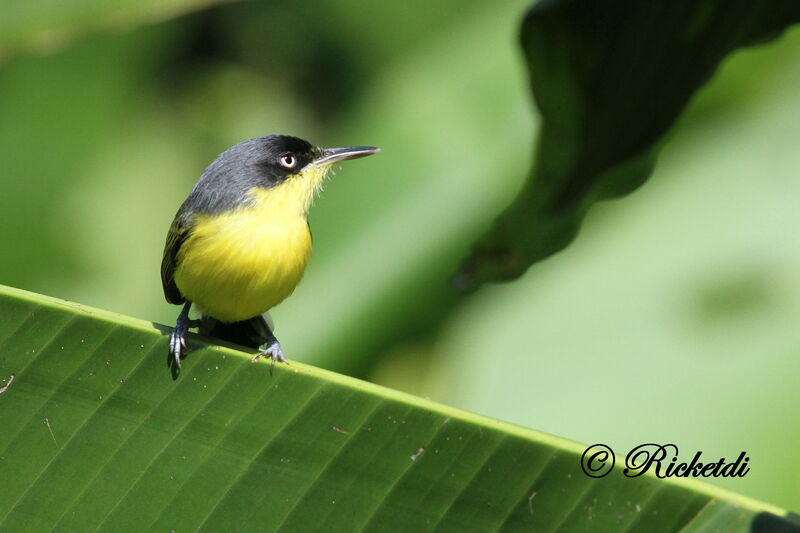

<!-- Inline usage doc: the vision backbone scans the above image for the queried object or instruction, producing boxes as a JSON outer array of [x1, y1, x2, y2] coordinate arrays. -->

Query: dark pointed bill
[[314, 146, 380, 166]]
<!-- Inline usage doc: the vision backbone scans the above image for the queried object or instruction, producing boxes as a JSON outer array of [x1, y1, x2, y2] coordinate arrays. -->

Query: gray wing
[[161, 212, 192, 304]]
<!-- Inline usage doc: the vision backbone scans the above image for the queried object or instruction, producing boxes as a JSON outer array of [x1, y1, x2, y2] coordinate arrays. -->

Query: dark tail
[[199, 314, 272, 350]]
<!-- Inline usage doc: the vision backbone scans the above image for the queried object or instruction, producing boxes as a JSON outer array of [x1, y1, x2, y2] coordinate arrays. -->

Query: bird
[[161, 134, 379, 373]]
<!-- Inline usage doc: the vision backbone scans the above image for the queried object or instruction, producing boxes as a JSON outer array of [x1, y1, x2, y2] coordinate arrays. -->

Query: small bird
[[161, 134, 379, 372]]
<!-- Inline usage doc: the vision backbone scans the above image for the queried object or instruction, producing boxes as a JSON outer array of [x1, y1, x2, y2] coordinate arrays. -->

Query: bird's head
[[193, 134, 379, 216], [247, 134, 379, 213]]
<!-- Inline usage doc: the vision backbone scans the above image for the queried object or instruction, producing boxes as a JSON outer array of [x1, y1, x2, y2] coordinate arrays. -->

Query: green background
[[1, 0, 798, 511]]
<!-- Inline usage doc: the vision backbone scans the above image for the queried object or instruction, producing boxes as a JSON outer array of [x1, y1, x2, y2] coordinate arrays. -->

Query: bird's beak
[[314, 146, 380, 166]]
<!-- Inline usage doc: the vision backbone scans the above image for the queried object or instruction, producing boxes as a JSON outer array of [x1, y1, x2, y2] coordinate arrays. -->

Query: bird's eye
[[279, 154, 297, 169]]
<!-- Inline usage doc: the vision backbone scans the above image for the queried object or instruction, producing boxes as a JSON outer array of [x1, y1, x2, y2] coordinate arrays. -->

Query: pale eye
[[279, 154, 296, 168]]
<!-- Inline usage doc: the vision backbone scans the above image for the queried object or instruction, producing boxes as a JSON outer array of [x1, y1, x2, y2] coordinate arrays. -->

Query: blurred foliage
[[457, 0, 800, 288], [0, 0, 235, 62], [1, 0, 799, 513]]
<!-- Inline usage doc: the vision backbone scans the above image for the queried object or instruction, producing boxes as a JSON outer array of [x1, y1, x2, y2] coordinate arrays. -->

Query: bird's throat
[[249, 163, 331, 217]]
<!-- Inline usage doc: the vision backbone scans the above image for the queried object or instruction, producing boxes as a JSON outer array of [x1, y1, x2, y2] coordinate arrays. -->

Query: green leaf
[[0, 285, 795, 531], [0, 0, 237, 62], [456, 0, 800, 289]]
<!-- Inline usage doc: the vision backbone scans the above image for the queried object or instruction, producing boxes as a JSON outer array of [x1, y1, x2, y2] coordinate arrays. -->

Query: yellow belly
[[174, 207, 311, 322]]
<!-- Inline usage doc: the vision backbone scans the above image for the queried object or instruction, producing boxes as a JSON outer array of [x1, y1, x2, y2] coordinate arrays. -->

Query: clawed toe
[[252, 341, 289, 376], [169, 302, 194, 370], [169, 329, 185, 368]]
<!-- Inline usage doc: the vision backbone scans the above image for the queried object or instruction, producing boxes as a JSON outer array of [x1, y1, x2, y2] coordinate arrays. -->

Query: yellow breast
[[174, 186, 314, 322]]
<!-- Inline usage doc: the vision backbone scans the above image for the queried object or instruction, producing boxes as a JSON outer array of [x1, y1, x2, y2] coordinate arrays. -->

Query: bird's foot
[[169, 319, 198, 369], [252, 341, 289, 376], [169, 326, 187, 369]]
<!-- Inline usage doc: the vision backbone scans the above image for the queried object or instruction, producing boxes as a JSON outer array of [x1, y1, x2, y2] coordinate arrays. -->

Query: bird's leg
[[251, 324, 288, 376], [169, 301, 195, 368]]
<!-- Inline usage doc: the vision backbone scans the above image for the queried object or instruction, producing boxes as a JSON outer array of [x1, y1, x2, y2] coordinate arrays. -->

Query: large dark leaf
[[455, 0, 800, 289]]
